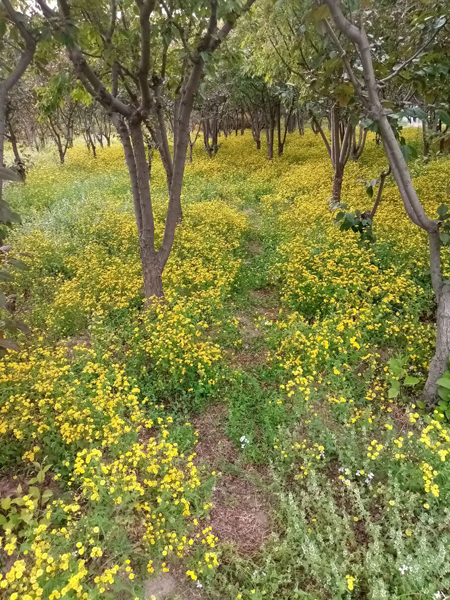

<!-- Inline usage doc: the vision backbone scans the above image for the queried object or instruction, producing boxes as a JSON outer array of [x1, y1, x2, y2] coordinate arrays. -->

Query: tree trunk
[[266, 108, 274, 160], [297, 109, 304, 135], [203, 120, 213, 158], [422, 285, 450, 404], [422, 118, 430, 157], [332, 170, 343, 204], [266, 125, 273, 160], [0, 89, 6, 202], [276, 102, 283, 156], [140, 238, 163, 299]]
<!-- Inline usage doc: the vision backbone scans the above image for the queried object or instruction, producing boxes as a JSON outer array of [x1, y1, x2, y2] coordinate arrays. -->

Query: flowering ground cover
[[1, 130, 450, 599]]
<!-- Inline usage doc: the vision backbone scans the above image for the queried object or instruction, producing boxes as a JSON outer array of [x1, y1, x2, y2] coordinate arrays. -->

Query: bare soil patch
[[193, 405, 272, 555], [144, 571, 206, 600]]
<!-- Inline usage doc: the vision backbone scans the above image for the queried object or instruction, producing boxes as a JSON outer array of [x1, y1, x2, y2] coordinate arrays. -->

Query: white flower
[[398, 565, 410, 575], [196, 581, 203, 589], [365, 472, 374, 484], [240, 435, 250, 448]]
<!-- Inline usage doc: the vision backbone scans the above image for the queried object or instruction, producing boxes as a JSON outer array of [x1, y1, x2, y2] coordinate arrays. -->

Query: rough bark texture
[[332, 171, 343, 203], [0, 91, 6, 201], [422, 287, 450, 404]]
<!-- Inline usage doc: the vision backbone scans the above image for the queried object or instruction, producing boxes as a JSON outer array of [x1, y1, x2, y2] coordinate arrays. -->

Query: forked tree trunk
[[250, 110, 262, 150], [351, 126, 368, 161], [313, 107, 352, 204], [40, 0, 255, 303]]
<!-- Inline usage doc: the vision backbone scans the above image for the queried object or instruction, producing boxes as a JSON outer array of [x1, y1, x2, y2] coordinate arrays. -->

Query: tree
[[35, 0, 256, 299], [321, 0, 449, 403], [0, 0, 37, 202], [36, 71, 77, 164]]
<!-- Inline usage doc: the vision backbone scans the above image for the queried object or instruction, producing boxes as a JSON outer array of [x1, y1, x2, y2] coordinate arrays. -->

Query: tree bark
[[0, 90, 6, 201], [332, 170, 343, 203], [370, 167, 390, 220], [266, 108, 274, 160], [276, 101, 282, 157], [423, 286, 450, 404]]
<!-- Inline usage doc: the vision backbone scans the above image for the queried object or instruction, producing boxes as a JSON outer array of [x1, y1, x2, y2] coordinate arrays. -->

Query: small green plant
[[333, 203, 375, 242], [0, 464, 54, 535], [387, 356, 420, 398], [434, 370, 450, 419]]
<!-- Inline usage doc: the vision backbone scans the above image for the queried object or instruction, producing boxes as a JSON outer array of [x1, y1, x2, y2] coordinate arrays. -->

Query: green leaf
[[8, 257, 28, 270], [437, 376, 450, 389], [438, 386, 450, 401], [20, 510, 33, 524], [401, 144, 418, 162], [10, 320, 30, 335], [0, 166, 22, 182], [0, 200, 21, 225], [388, 357, 406, 377], [0, 270, 12, 282], [0, 339, 19, 351], [0, 290, 8, 310], [1, 497, 11, 510], [0, 514, 6, 526], [437, 204, 449, 219], [41, 489, 53, 503], [436, 109, 450, 127], [388, 380, 400, 398], [310, 4, 330, 21], [404, 375, 420, 386], [28, 486, 40, 499], [440, 233, 450, 245]]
